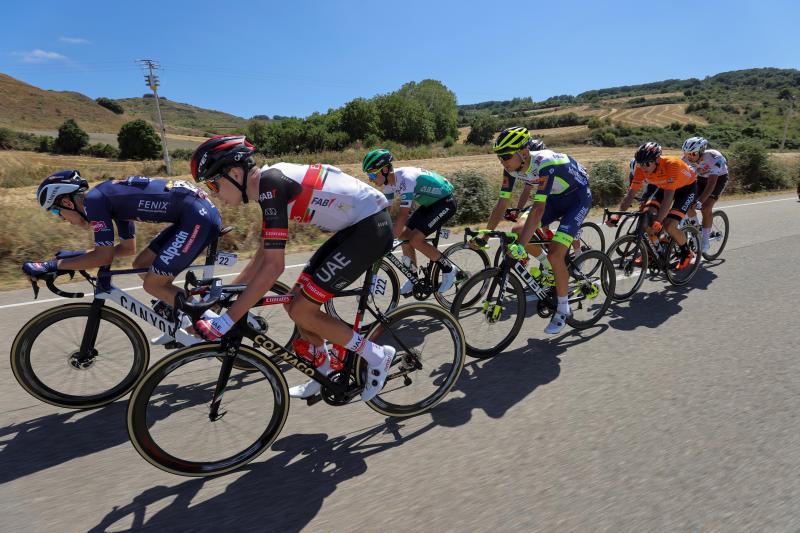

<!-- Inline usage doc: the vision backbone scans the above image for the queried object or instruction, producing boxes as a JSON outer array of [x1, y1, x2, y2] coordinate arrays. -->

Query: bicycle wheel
[[432, 242, 490, 309], [605, 235, 648, 301], [576, 221, 605, 254], [615, 215, 638, 240], [665, 226, 702, 286], [356, 302, 465, 418], [11, 303, 149, 409], [324, 260, 399, 333], [565, 249, 615, 329], [450, 268, 526, 358], [127, 344, 289, 477], [702, 210, 730, 260]]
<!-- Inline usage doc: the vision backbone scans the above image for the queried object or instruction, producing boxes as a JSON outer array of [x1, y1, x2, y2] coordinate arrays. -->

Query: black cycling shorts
[[697, 174, 728, 200], [406, 195, 457, 236], [298, 210, 393, 304], [644, 182, 698, 222]]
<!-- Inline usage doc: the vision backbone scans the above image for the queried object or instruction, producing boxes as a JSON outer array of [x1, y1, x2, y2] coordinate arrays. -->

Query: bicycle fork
[[209, 339, 239, 421], [74, 299, 106, 369]]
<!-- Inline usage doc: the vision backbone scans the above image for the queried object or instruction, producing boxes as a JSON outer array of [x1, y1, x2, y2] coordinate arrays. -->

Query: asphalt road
[[1, 194, 798, 532]]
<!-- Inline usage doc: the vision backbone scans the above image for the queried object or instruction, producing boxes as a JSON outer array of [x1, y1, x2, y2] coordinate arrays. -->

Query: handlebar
[[603, 209, 643, 223], [464, 227, 519, 245], [31, 270, 94, 300], [175, 274, 225, 322]]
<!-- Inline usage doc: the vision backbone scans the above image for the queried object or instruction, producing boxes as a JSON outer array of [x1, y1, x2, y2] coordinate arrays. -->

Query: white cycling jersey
[[683, 149, 728, 177]]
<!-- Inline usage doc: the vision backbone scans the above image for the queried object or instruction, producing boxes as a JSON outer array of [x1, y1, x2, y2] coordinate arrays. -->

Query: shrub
[[589, 160, 626, 206], [465, 113, 496, 145], [0, 128, 11, 150], [118, 119, 162, 160], [442, 135, 455, 148], [727, 140, 787, 191], [53, 119, 89, 154], [96, 97, 124, 115], [170, 148, 194, 160], [448, 169, 495, 224], [82, 143, 119, 158], [37, 136, 55, 152]]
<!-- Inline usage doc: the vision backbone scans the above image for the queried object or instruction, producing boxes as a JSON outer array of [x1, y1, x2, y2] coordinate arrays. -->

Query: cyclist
[[25, 170, 222, 308], [607, 142, 697, 269], [681, 136, 729, 252], [479, 126, 593, 334], [189, 136, 395, 401], [362, 149, 458, 295]]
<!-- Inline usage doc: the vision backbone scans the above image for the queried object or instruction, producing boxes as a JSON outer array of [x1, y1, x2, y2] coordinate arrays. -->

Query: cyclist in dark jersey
[[189, 136, 396, 401], [24, 170, 222, 306]]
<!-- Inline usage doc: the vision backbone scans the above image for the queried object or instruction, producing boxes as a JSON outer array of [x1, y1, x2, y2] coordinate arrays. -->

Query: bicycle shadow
[[607, 288, 689, 331], [88, 420, 422, 533], [0, 371, 258, 484]]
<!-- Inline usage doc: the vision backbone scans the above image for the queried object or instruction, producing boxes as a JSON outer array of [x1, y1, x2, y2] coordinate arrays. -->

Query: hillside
[[115, 96, 248, 136]]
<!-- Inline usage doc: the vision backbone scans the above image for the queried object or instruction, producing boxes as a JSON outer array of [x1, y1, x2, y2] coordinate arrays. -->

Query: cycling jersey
[[630, 156, 696, 191], [683, 149, 728, 177], [259, 163, 390, 249], [382, 167, 454, 208], [501, 150, 590, 203], [84, 177, 217, 247], [645, 182, 698, 222]]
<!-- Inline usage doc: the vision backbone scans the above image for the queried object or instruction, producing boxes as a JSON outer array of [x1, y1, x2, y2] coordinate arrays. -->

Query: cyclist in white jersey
[[362, 149, 459, 295], [189, 136, 395, 401], [681, 137, 729, 252]]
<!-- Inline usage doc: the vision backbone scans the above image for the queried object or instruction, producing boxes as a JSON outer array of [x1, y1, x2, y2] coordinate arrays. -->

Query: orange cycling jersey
[[631, 156, 696, 191]]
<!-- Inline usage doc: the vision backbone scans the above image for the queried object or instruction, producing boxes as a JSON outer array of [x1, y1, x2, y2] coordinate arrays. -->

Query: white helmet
[[36, 170, 88, 211], [682, 136, 708, 155]]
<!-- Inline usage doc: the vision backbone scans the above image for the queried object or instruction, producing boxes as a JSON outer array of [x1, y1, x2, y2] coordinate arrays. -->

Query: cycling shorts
[[520, 186, 592, 247], [297, 210, 393, 304], [644, 182, 698, 222], [406, 195, 457, 236], [147, 196, 222, 277], [697, 174, 728, 200]]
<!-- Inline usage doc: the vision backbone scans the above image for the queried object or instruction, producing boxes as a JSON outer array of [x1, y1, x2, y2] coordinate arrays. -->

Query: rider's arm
[[518, 201, 546, 246], [619, 189, 636, 212], [656, 189, 675, 223], [231, 245, 265, 285], [56, 245, 115, 271], [394, 206, 410, 238], [516, 184, 532, 211], [226, 248, 285, 322], [487, 171, 516, 230], [698, 175, 718, 203]]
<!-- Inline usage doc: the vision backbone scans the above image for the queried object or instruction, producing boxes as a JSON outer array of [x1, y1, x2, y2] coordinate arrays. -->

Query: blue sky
[[1, 0, 798, 119]]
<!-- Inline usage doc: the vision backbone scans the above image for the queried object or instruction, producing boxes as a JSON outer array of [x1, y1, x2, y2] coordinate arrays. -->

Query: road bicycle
[[450, 228, 615, 358], [324, 227, 490, 331], [679, 210, 730, 261], [604, 209, 703, 301], [10, 229, 294, 409], [126, 262, 466, 477]]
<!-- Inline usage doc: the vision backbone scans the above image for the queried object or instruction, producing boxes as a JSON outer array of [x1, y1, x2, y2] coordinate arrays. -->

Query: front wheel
[[665, 226, 702, 286], [356, 302, 465, 418], [432, 242, 490, 309], [606, 235, 648, 301], [565, 249, 615, 329], [576, 221, 606, 254], [127, 344, 289, 477], [11, 303, 149, 409], [702, 210, 730, 260]]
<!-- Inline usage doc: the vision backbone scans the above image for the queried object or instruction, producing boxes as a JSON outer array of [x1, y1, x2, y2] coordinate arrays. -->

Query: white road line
[[717, 197, 795, 209]]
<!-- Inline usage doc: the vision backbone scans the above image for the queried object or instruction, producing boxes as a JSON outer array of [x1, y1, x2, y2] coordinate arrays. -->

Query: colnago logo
[[120, 295, 176, 335], [159, 230, 190, 264], [311, 197, 335, 208], [316, 252, 352, 283], [254, 334, 315, 376], [138, 200, 169, 211]]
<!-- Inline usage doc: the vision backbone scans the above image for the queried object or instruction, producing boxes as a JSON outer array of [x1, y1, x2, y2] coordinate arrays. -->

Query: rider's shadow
[[0, 372, 257, 484], [607, 289, 688, 331], [89, 422, 416, 533]]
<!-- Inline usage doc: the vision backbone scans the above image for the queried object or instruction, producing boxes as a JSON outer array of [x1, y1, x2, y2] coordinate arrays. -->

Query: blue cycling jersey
[[502, 149, 590, 203], [84, 177, 215, 247]]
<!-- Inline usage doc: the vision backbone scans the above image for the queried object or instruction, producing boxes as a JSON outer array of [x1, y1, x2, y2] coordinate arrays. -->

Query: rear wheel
[[575, 221, 605, 254], [565, 250, 615, 329], [701, 210, 729, 260], [324, 260, 399, 333], [665, 226, 702, 286], [432, 243, 490, 309]]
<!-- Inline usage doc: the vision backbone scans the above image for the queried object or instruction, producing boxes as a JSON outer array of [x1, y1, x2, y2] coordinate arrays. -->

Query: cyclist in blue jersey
[[362, 149, 459, 294], [477, 127, 592, 334], [24, 170, 222, 307]]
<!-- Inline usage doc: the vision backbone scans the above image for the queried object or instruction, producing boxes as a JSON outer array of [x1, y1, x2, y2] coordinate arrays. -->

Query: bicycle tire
[[565, 249, 615, 329], [432, 242, 490, 309], [665, 226, 702, 286], [615, 215, 638, 240], [451, 267, 526, 358], [605, 234, 648, 301], [702, 210, 730, 260], [127, 343, 289, 477], [355, 302, 465, 418], [577, 221, 606, 254]]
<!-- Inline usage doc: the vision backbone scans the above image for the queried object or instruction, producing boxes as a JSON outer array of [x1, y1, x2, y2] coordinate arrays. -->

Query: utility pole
[[138, 59, 171, 174]]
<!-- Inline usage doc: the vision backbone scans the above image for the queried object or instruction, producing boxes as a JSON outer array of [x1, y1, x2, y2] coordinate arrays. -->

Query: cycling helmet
[[634, 142, 663, 165], [190, 135, 256, 203], [493, 127, 530, 154], [682, 136, 708, 155], [37, 170, 88, 211], [362, 149, 393, 173], [528, 138, 547, 151]]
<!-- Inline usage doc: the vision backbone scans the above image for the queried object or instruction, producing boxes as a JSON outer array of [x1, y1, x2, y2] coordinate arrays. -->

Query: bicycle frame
[[605, 209, 672, 271], [383, 228, 445, 288]]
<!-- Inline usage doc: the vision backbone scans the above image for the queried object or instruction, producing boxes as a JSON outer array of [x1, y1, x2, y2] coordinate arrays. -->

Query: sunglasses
[[497, 152, 517, 161], [49, 207, 62, 216], [366, 166, 390, 181], [205, 172, 233, 193]]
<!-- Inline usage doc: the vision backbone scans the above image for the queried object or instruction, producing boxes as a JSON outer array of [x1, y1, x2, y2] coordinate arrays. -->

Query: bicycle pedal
[[305, 394, 323, 406]]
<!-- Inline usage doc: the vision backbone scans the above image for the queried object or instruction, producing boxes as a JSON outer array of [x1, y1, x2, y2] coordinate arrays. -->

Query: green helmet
[[493, 127, 530, 155], [362, 149, 393, 173]]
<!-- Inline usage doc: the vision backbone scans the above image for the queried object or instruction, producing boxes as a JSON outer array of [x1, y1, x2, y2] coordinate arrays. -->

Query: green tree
[[341, 98, 379, 141], [465, 113, 496, 145], [375, 94, 435, 145], [54, 119, 89, 154], [397, 79, 459, 141], [118, 119, 161, 160]]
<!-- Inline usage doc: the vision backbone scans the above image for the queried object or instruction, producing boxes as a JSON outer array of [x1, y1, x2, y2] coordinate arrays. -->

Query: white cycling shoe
[[289, 357, 332, 399], [437, 268, 459, 293], [361, 345, 396, 402], [701, 236, 710, 253], [399, 280, 414, 296], [544, 312, 570, 334]]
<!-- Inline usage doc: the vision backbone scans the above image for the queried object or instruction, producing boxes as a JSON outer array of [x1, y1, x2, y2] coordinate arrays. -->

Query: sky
[[1, 0, 798, 119]]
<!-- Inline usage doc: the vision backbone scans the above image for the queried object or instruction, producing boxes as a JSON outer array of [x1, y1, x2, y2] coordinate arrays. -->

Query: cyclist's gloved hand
[[652, 220, 663, 233], [695, 200, 703, 210], [606, 214, 620, 227], [504, 209, 519, 222], [22, 260, 58, 278], [55, 249, 86, 260], [506, 243, 528, 262], [194, 312, 234, 341]]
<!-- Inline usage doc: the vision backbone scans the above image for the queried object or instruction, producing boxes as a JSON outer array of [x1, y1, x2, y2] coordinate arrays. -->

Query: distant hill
[[0, 72, 247, 137]]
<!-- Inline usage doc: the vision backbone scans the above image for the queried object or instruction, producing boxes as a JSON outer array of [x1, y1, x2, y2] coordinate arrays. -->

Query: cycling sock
[[345, 331, 367, 354], [557, 296, 570, 315], [344, 333, 385, 365], [436, 259, 453, 273], [701, 227, 710, 239], [536, 253, 551, 271]]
